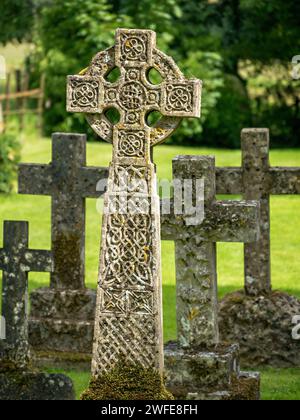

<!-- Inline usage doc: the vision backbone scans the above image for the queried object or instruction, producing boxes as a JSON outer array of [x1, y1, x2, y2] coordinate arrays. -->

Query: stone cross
[[0, 221, 53, 367], [161, 156, 260, 348], [19, 133, 108, 290], [67, 28, 201, 375], [216, 128, 300, 296]]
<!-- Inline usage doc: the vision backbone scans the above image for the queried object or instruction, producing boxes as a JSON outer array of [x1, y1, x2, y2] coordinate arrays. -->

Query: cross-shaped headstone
[[161, 156, 260, 348], [216, 128, 300, 296], [67, 28, 201, 375], [0, 221, 53, 367], [19, 133, 108, 290]]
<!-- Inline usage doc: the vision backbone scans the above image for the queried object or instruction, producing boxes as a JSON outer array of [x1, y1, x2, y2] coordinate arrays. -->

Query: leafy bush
[[0, 134, 21, 193], [203, 74, 252, 148], [32, 0, 129, 136], [172, 51, 224, 145]]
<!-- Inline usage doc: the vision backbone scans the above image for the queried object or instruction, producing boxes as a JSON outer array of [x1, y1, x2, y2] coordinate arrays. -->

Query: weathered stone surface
[[0, 221, 74, 400], [163, 156, 260, 400], [165, 343, 260, 400], [161, 200, 259, 243], [166, 156, 260, 349], [29, 319, 94, 354], [219, 290, 300, 367], [30, 288, 96, 320], [217, 128, 300, 368], [216, 128, 300, 295], [19, 133, 108, 290], [0, 369, 74, 401], [19, 133, 106, 354], [186, 372, 260, 401], [0, 221, 52, 367], [67, 27, 202, 381]]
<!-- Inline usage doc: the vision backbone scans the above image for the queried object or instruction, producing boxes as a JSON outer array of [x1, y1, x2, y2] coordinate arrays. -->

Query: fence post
[[4, 72, 11, 129], [0, 101, 4, 134], [37, 74, 45, 137]]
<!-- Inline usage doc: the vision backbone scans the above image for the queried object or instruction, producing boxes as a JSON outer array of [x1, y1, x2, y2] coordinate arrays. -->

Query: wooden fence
[[0, 70, 45, 134]]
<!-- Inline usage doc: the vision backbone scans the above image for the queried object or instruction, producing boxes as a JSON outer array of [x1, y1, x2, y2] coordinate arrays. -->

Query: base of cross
[[81, 360, 173, 400], [164, 342, 260, 400], [29, 288, 96, 355], [219, 290, 300, 368], [0, 360, 74, 400]]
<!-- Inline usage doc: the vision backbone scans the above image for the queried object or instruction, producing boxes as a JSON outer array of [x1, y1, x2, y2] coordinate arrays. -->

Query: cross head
[[67, 28, 201, 159]]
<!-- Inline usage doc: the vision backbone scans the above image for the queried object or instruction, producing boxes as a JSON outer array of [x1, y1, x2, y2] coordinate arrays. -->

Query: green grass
[[1, 123, 300, 399], [45, 367, 300, 400]]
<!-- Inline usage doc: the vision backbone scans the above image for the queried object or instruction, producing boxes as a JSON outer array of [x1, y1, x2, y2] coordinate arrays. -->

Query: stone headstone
[[216, 128, 300, 295], [18, 133, 108, 355], [217, 128, 300, 367], [0, 221, 74, 400], [162, 156, 261, 400], [67, 28, 201, 397]]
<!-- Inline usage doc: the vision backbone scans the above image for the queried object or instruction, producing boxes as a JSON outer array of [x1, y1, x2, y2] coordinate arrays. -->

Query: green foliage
[[172, 51, 225, 145], [0, 133, 21, 193], [28, 0, 300, 147], [0, 0, 35, 45], [117, 0, 182, 50], [34, 0, 130, 135], [203, 74, 252, 148]]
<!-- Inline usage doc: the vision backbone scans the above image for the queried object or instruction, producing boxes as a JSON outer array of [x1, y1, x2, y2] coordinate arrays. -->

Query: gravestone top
[[67, 28, 201, 148], [67, 28, 202, 380], [0, 221, 53, 367], [216, 128, 300, 295]]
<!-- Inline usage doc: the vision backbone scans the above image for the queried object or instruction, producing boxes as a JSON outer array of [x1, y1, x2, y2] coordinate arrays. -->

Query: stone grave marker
[[67, 28, 201, 398], [216, 128, 300, 367], [162, 156, 261, 400], [0, 221, 74, 400], [216, 128, 300, 295], [19, 133, 108, 355]]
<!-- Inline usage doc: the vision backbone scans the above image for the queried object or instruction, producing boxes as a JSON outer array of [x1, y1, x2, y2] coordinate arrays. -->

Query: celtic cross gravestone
[[67, 28, 201, 375]]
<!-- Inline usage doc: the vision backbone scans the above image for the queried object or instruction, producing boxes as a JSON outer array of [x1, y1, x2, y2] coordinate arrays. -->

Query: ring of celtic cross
[[67, 29, 201, 147]]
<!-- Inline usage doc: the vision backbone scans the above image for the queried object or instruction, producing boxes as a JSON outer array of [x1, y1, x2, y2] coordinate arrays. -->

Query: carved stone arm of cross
[[0, 221, 53, 275], [161, 200, 259, 243], [216, 129, 300, 195]]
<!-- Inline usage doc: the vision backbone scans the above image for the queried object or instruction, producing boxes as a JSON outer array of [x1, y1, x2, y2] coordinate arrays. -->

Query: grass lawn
[[1, 124, 300, 400]]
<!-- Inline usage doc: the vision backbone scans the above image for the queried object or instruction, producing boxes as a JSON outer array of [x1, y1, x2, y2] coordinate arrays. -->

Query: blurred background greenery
[[1, 0, 300, 400], [1, 0, 300, 148]]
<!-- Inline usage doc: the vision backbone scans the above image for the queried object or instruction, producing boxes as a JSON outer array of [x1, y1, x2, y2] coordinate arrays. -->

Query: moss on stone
[[225, 374, 259, 401], [81, 360, 174, 400]]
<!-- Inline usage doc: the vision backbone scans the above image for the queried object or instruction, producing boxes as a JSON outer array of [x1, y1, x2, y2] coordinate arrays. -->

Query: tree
[[34, 0, 130, 134], [0, 0, 35, 44]]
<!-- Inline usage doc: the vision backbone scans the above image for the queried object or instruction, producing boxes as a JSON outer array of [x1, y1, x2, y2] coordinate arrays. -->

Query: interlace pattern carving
[[67, 28, 201, 375]]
